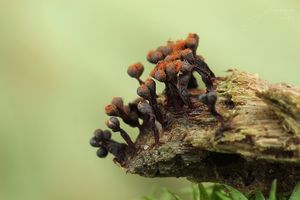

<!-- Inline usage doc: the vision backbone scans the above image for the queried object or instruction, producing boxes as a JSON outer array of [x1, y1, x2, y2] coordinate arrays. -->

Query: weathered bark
[[121, 69, 300, 194]]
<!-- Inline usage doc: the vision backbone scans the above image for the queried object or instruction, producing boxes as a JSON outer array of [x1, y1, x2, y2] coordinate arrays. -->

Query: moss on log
[[120, 69, 300, 194]]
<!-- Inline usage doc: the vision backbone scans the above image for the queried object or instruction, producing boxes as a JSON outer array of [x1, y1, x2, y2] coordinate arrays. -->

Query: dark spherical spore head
[[157, 46, 172, 57], [106, 117, 120, 132], [187, 33, 199, 40], [206, 91, 217, 105], [165, 62, 177, 78], [94, 129, 104, 140], [186, 33, 199, 50], [181, 49, 194, 61], [147, 51, 164, 64], [199, 91, 217, 106], [144, 78, 156, 92], [199, 93, 208, 105], [105, 104, 119, 116], [127, 62, 144, 79], [137, 102, 153, 115], [90, 137, 100, 147], [186, 38, 198, 49], [154, 69, 167, 82], [137, 84, 151, 99], [131, 97, 145, 105], [97, 147, 108, 158], [181, 61, 194, 72], [111, 97, 124, 110], [103, 130, 112, 140]]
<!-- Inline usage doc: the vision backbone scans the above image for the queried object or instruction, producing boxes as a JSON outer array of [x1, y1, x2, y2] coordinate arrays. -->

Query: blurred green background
[[0, 1, 299, 200]]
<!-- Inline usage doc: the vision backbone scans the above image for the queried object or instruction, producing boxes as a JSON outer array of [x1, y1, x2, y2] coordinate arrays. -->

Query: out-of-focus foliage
[[0, 1, 300, 200], [142, 181, 300, 200]]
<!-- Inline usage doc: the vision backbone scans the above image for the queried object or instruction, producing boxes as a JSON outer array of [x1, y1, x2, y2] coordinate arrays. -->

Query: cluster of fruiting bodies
[[90, 33, 223, 164]]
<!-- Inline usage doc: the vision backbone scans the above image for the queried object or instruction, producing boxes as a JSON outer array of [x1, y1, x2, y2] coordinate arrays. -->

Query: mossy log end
[[121, 69, 300, 194]]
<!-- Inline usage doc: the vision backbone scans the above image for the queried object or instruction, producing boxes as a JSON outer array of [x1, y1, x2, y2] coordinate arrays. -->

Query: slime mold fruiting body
[[90, 33, 223, 164]]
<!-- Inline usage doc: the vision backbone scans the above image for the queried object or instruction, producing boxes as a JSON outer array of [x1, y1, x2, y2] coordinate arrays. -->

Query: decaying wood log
[[121, 69, 300, 194]]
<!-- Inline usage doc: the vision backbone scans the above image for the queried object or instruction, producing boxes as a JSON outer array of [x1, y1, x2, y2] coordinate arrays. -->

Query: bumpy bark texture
[[121, 69, 300, 194]]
